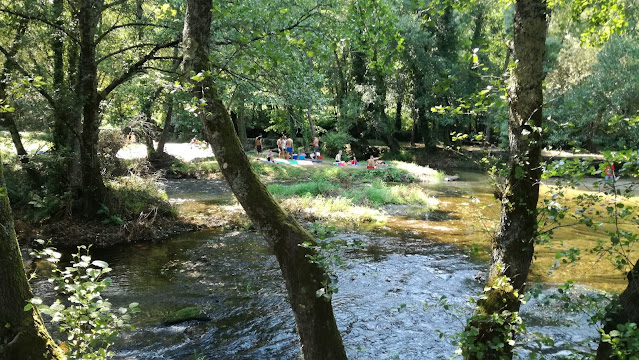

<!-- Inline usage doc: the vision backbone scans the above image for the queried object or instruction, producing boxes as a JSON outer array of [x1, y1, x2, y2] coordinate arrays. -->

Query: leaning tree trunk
[[0, 153, 64, 360], [462, 0, 547, 359], [181, 1, 347, 359], [78, 0, 107, 216], [0, 21, 29, 162], [156, 46, 181, 154], [236, 98, 248, 150], [0, 111, 28, 161], [596, 260, 639, 359], [156, 97, 174, 154], [142, 86, 164, 156]]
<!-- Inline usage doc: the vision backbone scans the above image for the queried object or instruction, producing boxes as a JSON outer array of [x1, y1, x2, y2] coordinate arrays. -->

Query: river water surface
[[37, 173, 603, 359]]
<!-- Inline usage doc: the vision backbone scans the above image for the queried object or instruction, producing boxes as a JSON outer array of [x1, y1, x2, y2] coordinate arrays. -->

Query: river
[[34, 173, 602, 359]]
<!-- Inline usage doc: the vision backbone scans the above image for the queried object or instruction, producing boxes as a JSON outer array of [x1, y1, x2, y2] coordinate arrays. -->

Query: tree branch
[[96, 23, 175, 44], [0, 8, 78, 43], [97, 42, 165, 64], [214, 3, 322, 46], [103, 0, 128, 11], [140, 66, 181, 75], [99, 40, 179, 99], [0, 45, 57, 110]]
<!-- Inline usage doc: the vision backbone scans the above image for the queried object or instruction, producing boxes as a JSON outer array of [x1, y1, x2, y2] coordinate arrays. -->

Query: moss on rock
[[162, 306, 210, 326]]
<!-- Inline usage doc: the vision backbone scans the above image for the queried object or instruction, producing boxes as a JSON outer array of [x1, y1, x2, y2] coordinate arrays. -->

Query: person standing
[[276, 136, 283, 158], [285, 136, 294, 159], [312, 136, 320, 159], [255, 135, 263, 158], [604, 162, 615, 183]]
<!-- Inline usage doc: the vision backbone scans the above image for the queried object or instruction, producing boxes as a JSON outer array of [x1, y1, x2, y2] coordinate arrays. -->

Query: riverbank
[[11, 143, 446, 248]]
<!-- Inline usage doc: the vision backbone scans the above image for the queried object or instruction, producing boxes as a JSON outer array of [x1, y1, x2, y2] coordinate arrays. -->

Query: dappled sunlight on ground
[[117, 142, 214, 162]]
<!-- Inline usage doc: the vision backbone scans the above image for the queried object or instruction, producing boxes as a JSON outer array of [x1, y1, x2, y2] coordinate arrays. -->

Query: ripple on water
[[33, 216, 603, 358]]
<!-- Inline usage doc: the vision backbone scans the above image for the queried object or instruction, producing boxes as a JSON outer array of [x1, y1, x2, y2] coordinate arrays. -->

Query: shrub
[[106, 173, 172, 221], [29, 244, 139, 359], [322, 132, 353, 158], [98, 130, 126, 178]]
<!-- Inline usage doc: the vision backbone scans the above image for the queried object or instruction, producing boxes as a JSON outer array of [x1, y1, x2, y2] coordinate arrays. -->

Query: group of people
[[254, 134, 383, 169], [255, 135, 321, 160], [276, 135, 296, 159], [334, 150, 384, 169], [190, 136, 209, 149]]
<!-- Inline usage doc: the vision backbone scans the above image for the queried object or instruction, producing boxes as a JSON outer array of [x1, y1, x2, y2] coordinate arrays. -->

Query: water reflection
[[31, 172, 609, 359]]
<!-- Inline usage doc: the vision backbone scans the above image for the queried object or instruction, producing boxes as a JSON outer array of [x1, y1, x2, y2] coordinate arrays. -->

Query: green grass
[[106, 174, 174, 220], [170, 157, 220, 177], [280, 195, 384, 223], [269, 180, 436, 208], [253, 160, 436, 184], [267, 181, 338, 197], [346, 181, 436, 206], [268, 180, 438, 225]]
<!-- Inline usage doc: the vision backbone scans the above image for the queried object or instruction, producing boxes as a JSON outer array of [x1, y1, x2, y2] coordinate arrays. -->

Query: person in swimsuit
[[266, 150, 275, 163], [335, 150, 342, 162], [285, 136, 294, 159], [312, 136, 320, 159], [367, 155, 377, 169], [255, 135, 263, 158], [276, 137, 283, 158]]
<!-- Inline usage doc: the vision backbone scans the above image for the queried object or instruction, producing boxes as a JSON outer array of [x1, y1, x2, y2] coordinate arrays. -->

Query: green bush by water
[[268, 181, 338, 197], [106, 174, 173, 221], [170, 157, 219, 177]]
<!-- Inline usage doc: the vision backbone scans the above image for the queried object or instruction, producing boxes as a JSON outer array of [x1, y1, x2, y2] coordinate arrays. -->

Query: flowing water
[[34, 173, 604, 359]]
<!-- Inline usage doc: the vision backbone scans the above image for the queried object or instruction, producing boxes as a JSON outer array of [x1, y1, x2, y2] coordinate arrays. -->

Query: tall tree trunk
[[307, 56, 316, 139], [333, 49, 347, 112], [143, 86, 164, 156], [0, 21, 42, 184], [0, 153, 64, 360], [596, 259, 639, 359], [463, 1, 547, 359], [156, 46, 182, 154], [60, 28, 83, 189], [287, 107, 297, 141], [78, 0, 107, 216], [181, 1, 347, 358], [417, 103, 430, 148], [394, 97, 403, 132], [410, 112, 418, 148], [51, 0, 81, 189], [156, 96, 173, 154]]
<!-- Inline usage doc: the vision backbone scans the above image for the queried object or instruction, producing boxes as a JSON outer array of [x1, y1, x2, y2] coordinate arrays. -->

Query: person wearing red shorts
[[367, 155, 377, 169]]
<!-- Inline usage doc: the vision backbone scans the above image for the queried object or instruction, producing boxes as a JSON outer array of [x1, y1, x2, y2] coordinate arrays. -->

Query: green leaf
[[92, 260, 109, 268]]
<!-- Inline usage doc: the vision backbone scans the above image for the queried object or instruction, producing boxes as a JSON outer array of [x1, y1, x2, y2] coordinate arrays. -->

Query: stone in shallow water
[[162, 306, 211, 325]]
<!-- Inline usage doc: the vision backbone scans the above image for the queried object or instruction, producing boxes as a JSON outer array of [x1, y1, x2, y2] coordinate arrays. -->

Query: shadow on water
[[87, 230, 488, 359], [31, 172, 605, 359]]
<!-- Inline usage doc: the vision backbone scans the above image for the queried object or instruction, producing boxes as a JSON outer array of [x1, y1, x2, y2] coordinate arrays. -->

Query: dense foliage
[[1, 0, 639, 358]]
